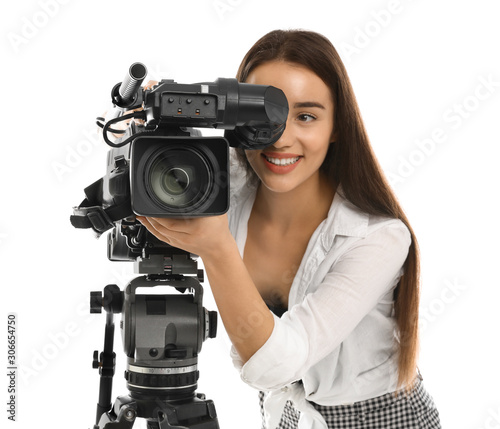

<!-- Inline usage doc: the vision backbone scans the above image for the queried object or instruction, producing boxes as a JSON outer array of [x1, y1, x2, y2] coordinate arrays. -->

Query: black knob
[[90, 292, 102, 314], [102, 284, 123, 314], [165, 349, 188, 359], [92, 350, 100, 369], [208, 311, 218, 339]]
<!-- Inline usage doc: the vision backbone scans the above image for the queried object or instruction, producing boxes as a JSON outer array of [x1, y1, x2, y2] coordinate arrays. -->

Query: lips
[[261, 152, 302, 174]]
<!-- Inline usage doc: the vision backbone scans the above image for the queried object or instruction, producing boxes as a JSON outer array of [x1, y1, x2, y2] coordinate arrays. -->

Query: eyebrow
[[293, 101, 326, 109]]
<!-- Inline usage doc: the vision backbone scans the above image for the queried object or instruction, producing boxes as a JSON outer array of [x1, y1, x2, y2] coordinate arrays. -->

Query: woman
[[139, 29, 441, 429]]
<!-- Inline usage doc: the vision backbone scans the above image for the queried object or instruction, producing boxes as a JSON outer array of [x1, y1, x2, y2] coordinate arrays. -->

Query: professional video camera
[[70, 63, 288, 429]]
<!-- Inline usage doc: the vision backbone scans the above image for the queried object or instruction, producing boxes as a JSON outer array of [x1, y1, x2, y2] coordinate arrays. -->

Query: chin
[[260, 177, 300, 194]]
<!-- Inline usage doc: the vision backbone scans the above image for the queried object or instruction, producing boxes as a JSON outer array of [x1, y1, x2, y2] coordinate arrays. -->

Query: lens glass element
[[160, 167, 190, 196], [146, 147, 212, 211]]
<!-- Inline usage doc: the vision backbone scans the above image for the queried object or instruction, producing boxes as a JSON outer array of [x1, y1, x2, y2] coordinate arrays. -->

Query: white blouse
[[226, 163, 412, 428]]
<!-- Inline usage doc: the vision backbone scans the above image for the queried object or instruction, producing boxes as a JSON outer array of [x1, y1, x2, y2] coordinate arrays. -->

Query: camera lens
[[159, 168, 190, 196], [131, 136, 229, 217], [146, 147, 213, 211]]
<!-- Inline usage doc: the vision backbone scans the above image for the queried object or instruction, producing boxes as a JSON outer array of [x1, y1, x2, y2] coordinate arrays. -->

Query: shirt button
[[281, 386, 289, 393]]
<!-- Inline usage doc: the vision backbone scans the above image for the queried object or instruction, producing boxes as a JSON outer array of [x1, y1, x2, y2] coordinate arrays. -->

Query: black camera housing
[[130, 136, 229, 217], [72, 64, 288, 236]]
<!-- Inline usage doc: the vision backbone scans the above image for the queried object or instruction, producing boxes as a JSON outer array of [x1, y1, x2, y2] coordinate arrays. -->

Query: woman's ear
[[330, 128, 338, 144]]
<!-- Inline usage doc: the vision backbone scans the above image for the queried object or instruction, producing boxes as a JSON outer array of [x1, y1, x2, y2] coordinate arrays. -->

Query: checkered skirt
[[258, 377, 441, 429]]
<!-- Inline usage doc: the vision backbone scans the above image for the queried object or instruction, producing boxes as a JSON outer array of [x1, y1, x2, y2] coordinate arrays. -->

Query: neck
[[253, 173, 336, 232]]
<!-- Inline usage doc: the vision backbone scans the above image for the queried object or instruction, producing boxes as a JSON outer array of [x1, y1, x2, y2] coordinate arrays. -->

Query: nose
[[272, 118, 293, 149]]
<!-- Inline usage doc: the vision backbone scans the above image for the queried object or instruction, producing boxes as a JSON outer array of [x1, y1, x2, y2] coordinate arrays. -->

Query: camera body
[[100, 73, 287, 221], [72, 69, 288, 237], [103, 132, 229, 220]]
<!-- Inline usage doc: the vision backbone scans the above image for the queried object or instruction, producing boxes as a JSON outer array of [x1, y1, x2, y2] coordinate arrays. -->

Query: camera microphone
[[112, 62, 148, 108]]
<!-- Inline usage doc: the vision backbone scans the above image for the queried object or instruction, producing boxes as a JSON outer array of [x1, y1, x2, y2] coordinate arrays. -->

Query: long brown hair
[[235, 29, 420, 390]]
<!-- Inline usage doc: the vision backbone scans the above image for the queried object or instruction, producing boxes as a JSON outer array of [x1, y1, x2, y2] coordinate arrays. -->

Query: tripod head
[[91, 273, 218, 429]]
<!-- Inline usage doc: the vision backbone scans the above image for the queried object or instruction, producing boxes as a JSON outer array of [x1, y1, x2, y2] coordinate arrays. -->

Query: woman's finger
[[137, 216, 158, 236], [150, 217, 184, 232], [137, 217, 166, 239], [147, 217, 187, 236], [143, 80, 158, 90], [137, 217, 185, 245]]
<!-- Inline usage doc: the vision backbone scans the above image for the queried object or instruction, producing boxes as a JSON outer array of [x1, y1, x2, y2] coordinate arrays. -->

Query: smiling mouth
[[263, 155, 301, 166]]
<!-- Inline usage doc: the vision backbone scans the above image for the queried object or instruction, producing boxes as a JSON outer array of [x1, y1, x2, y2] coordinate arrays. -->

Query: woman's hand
[[137, 214, 234, 260], [139, 213, 275, 364]]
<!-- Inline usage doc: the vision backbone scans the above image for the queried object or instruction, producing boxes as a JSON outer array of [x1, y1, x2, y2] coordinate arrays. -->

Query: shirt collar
[[232, 179, 369, 253], [319, 186, 369, 252]]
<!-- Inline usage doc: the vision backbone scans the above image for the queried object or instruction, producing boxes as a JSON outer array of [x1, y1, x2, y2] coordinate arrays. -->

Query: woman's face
[[244, 61, 336, 194]]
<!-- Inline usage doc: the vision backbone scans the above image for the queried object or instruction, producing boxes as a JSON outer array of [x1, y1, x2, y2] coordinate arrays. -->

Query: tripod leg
[[94, 312, 117, 425], [153, 410, 188, 429], [95, 396, 137, 429]]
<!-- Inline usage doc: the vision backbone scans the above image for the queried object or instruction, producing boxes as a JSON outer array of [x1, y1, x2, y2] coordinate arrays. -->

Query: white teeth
[[264, 156, 300, 166]]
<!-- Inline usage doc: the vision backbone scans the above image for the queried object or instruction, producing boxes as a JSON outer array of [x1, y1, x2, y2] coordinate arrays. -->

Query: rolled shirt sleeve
[[233, 221, 411, 391]]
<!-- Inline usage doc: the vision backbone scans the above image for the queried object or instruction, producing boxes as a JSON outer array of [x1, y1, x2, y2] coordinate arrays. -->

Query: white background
[[1, 0, 500, 428]]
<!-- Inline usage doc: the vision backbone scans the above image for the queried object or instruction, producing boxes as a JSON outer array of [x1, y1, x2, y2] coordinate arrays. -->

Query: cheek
[[312, 123, 335, 156], [310, 145, 330, 169], [244, 150, 261, 169], [301, 131, 331, 159]]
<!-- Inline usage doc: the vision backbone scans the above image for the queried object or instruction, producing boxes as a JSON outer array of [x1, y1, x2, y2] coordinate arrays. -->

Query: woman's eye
[[297, 113, 316, 122]]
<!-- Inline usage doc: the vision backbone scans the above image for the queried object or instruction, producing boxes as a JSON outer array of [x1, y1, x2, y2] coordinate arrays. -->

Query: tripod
[[90, 238, 219, 429]]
